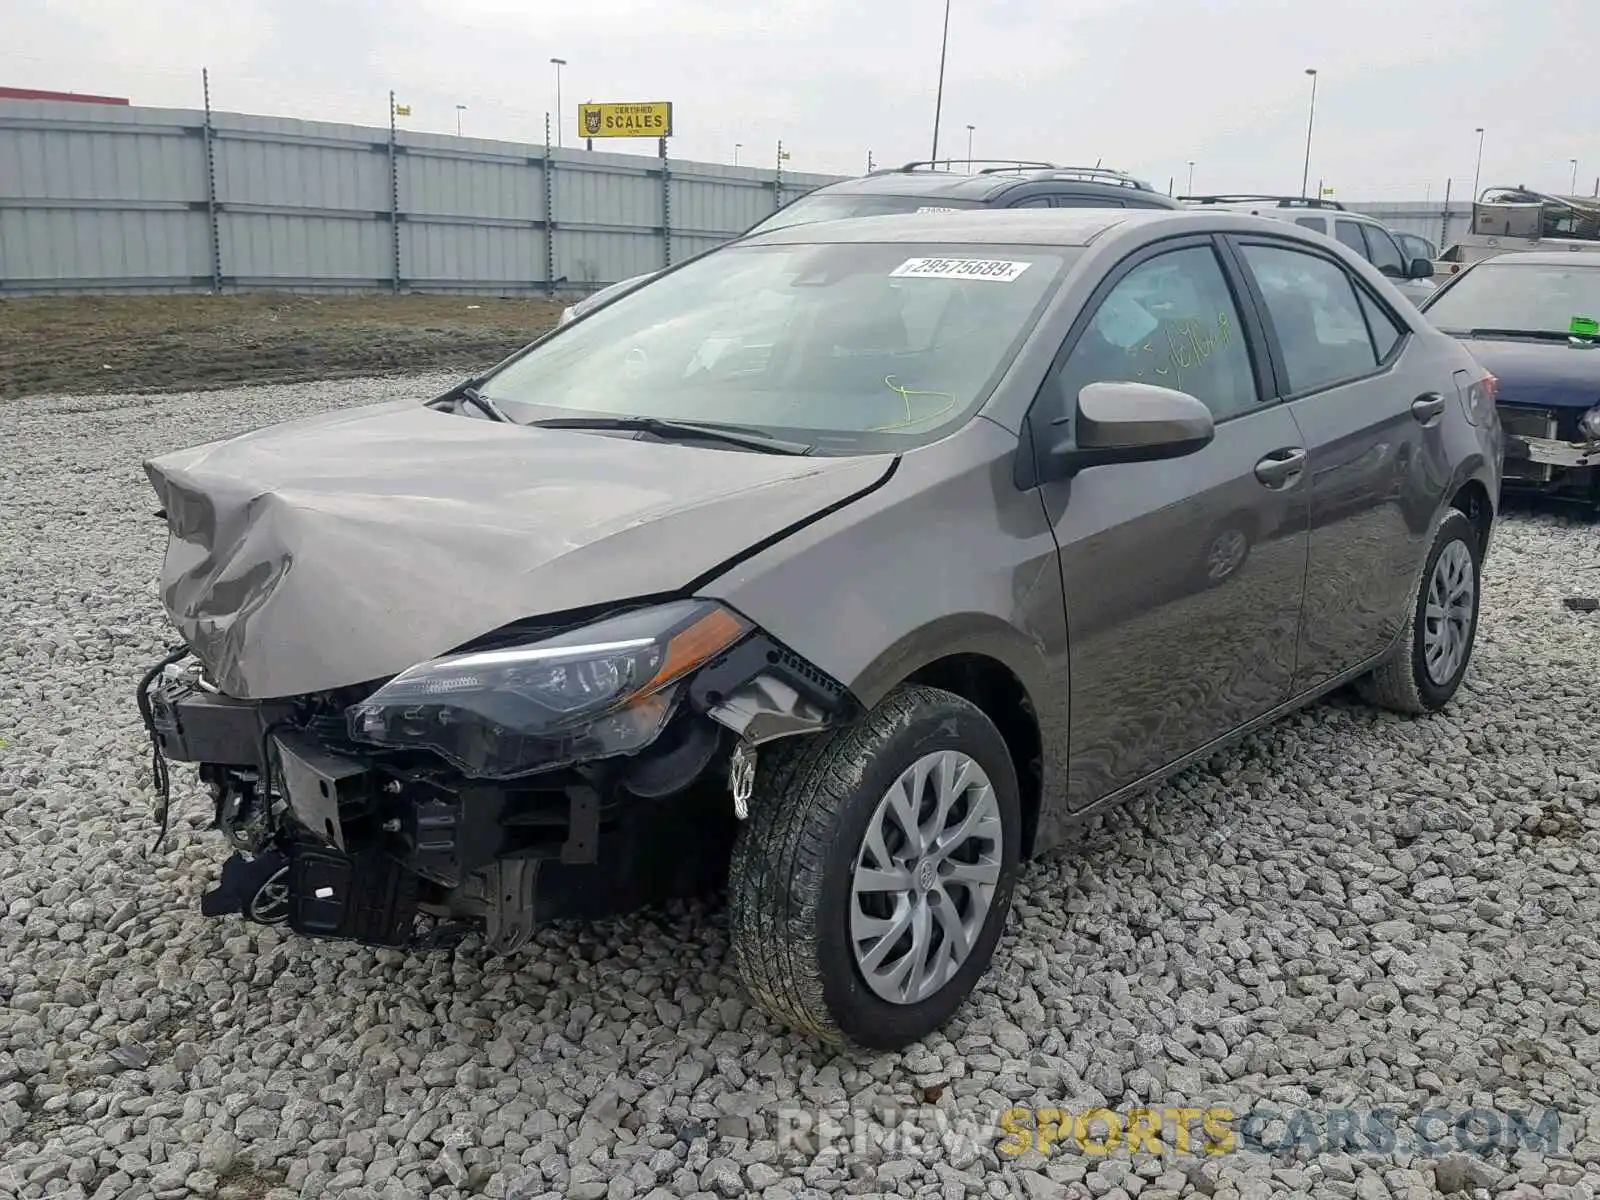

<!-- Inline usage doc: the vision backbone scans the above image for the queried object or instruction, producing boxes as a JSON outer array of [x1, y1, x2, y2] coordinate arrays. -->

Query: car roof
[[737, 207, 1325, 248], [812, 168, 1179, 206]]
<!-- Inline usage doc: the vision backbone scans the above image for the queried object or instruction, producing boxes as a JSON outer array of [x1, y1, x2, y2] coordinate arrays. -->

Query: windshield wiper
[[426, 383, 510, 421], [527, 415, 812, 455], [459, 385, 510, 421], [1459, 327, 1585, 342]]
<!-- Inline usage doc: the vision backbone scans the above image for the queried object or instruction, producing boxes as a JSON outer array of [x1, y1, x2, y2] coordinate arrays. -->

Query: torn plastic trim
[[687, 629, 860, 746]]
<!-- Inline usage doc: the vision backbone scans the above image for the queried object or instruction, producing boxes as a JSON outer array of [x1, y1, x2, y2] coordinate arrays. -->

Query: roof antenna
[[1095, 157, 1102, 168]]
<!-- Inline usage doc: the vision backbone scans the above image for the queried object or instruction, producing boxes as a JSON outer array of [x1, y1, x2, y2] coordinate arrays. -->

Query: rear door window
[[1295, 216, 1328, 234], [1238, 242, 1382, 394]]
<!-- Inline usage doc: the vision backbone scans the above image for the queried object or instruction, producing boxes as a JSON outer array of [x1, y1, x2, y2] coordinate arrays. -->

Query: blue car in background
[[1420, 251, 1600, 510]]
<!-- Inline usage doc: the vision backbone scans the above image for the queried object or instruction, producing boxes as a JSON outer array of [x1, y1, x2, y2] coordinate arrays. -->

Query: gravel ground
[[2, 374, 1599, 1200]]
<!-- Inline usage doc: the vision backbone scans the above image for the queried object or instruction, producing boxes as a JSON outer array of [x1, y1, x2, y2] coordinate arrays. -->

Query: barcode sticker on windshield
[[915, 206, 959, 214], [890, 257, 1032, 282]]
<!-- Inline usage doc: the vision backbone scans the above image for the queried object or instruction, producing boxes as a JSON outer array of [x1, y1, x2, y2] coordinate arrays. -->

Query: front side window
[[479, 241, 1074, 453], [1239, 243, 1382, 394], [1362, 224, 1406, 278], [1333, 220, 1369, 259], [1397, 232, 1438, 262], [744, 192, 984, 236], [1422, 261, 1600, 338], [1054, 245, 1259, 420]]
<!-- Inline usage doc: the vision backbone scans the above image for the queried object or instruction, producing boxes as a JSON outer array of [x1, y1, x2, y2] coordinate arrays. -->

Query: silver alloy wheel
[[248, 866, 291, 924], [849, 750, 1003, 1005], [1206, 529, 1250, 581], [1423, 539, 1475, 685]]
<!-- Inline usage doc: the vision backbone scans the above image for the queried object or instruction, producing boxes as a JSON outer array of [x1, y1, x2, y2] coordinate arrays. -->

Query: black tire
[[1355, 508, 1483, 714], [727, 684, 1022, 1050]]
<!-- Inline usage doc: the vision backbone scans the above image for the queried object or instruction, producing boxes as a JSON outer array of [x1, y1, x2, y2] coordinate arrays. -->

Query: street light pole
[[455, 104, 466, 136], [1571, 158, 1579, 194], [1299, 68, 1318, 199], [966, 124, 974, 171], [550, 58, 567, 148], [734, 143, 741, 166], [930, 0, 952, 162], [1472, 127, 1485, 199], [1187, 160, 1195, 194]]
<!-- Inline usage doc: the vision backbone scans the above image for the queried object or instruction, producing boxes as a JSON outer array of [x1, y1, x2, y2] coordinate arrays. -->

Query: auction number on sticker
[[890, 257, 1032, 282]]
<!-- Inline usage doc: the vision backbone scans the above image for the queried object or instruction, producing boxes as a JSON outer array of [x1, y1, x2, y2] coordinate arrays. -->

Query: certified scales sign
[[578, 101, 674, 139]]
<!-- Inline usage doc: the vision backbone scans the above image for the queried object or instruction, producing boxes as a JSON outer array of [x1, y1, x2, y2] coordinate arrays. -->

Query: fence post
[[774, 139, 784, 212], [660, 136, 672, 268], [201, 68, 223, 294], [387, 91, 401, 292], [544, 113, 556, 297]]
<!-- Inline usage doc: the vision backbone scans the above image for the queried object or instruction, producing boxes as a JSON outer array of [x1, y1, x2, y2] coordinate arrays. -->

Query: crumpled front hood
[[145, 400, 892, 699], [1460, 337, 1600, 409]]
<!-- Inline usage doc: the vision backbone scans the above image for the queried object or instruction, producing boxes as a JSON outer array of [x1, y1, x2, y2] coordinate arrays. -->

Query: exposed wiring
[[872, 375, 958, 432], [138, 644, 194, 855]]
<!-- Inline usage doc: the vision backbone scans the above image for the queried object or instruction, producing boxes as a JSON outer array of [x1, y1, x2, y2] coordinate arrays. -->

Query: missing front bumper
[[1507, 433, 1599, 470]]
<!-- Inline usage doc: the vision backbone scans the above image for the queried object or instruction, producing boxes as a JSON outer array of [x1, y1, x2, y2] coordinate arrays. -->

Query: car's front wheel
[[727, 684, 1021, 1050], [1355, 507, 1483, 713]]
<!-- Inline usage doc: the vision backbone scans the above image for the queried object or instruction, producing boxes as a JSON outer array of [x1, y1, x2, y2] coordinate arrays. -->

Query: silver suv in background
[[1180, 195, 1438, 305]]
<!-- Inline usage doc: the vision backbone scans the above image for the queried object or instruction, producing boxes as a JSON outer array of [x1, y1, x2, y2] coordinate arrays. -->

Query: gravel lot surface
[[3, 374, 1599, 1200]]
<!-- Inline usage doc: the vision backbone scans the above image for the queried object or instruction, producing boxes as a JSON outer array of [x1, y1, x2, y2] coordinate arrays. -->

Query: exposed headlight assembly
[[347, 600, 751, 779]]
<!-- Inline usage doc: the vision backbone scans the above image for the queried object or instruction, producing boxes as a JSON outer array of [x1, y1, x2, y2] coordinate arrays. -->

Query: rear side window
[[1333, 220, 1369, 258], [1009, 196, 1054, 208], [1238, 243, 1381, 394], [1054, 194, 1126, 208], [1356, 288, 1405, 360], [1295, 216, 1328, 234]]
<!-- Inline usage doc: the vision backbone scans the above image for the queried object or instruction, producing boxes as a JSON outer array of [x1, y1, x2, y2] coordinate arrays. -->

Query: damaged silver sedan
[[139, 208, 1501, 1050]]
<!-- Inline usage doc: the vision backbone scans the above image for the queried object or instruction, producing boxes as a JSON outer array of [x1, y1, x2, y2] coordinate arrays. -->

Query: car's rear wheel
[[1355, 508, 1482, 714], [727, 684, 1021, 1050]]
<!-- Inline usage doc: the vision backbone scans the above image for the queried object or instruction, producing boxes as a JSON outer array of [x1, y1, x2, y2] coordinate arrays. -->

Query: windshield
[[479, 240, 1074, 452], [1425, 261, 1600, 336], [745, 192, 985, 237]]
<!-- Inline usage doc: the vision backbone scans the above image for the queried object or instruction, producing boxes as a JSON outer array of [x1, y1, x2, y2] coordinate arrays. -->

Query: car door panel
[[1045, 406, 1309, 807], [1227, 236, 1450, 690], [1027, 237, 1310, 810]]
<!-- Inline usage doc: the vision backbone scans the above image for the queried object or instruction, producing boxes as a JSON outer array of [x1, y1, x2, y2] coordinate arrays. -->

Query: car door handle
[[1254, 447, 1307, 488], [1411, 393, 1447, 424]]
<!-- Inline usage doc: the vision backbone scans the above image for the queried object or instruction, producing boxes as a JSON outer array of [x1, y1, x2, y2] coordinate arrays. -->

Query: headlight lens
[[347, 600, 751, 779], [1580, 403, 1600, 442]]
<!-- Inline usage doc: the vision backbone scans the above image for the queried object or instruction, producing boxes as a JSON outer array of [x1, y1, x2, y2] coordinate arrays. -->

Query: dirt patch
[[0, 292, 566, 399]]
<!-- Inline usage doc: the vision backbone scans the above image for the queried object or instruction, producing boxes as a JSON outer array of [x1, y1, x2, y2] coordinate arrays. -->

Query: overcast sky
[[8, 0, 1597, 200]]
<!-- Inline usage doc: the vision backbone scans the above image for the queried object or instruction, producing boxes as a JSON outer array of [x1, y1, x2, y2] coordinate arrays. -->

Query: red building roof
[[0, 86, 130, 105]]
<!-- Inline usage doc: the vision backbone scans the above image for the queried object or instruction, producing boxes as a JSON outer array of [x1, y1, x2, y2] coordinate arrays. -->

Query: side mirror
[[1040, 380, 1215, 479], [1408, 257, 1435, 280]]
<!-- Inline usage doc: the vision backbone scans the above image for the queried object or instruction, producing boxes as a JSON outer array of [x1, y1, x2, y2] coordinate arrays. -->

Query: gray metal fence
[[0, 99, 845, 297], [2, 98, 1478, 299]]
